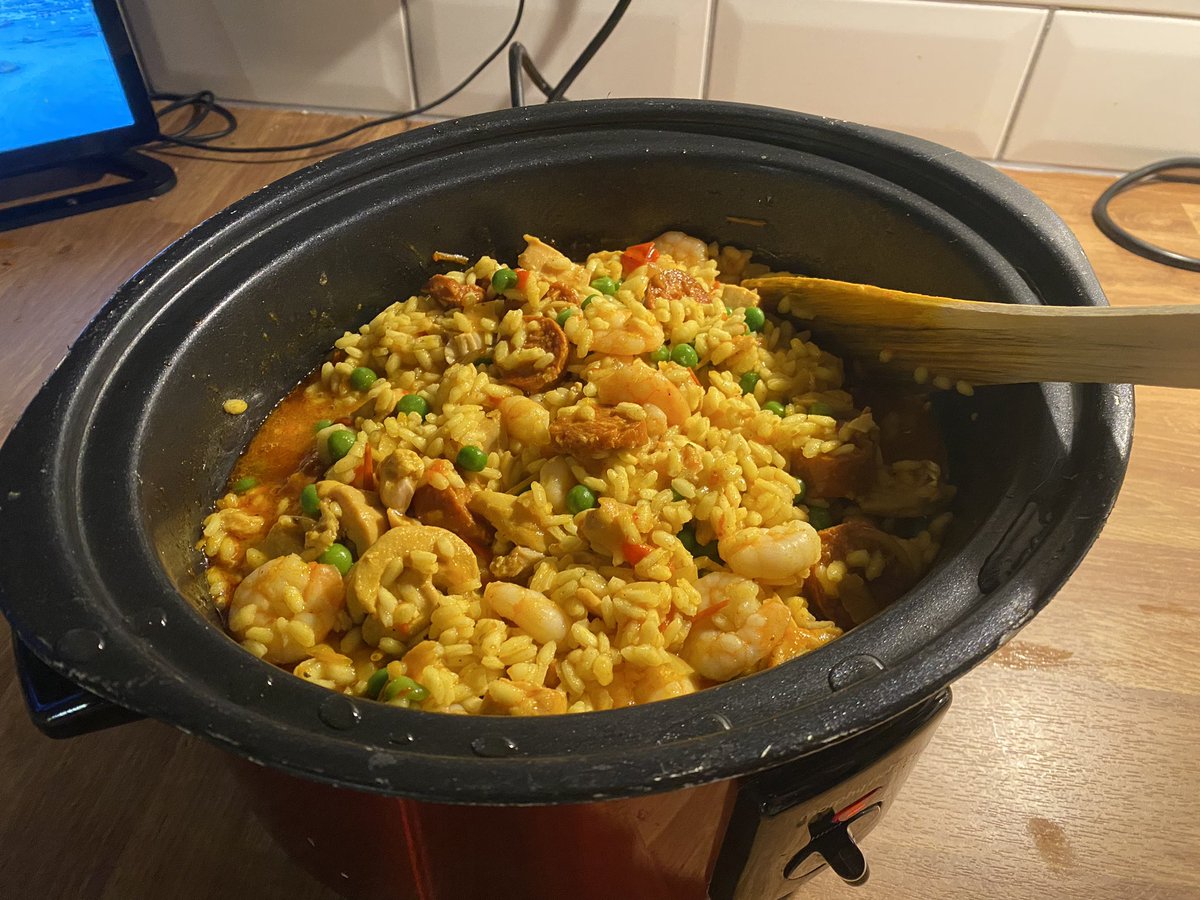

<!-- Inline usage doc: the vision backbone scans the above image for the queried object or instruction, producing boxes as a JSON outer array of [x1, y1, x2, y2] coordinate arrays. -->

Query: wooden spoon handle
[[745, 275, 1200, 388]]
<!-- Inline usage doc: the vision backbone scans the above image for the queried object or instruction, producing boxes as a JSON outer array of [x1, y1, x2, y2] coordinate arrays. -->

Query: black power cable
[[1091, 157, 1200, 273], [155, 0, 632, 155]]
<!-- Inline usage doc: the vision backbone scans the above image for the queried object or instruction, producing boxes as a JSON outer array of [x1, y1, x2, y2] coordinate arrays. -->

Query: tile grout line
[[699, 0, 720, 99], [995, 8, 1055, 161], [928, 1, 1200, 22], [399, 0, 421, 110]]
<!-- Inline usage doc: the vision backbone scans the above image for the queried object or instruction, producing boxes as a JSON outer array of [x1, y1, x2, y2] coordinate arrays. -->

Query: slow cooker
[[0, 100, 1131, 899]]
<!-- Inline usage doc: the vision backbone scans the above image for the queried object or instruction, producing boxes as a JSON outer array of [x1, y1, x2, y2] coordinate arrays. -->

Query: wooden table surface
[[1, 107, 1197, 900]]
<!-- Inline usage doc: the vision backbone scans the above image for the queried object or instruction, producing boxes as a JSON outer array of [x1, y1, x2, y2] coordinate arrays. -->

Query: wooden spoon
[[743, 275, 1200, 389]]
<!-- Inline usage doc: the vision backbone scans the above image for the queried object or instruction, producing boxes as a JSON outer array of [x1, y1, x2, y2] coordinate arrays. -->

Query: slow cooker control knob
[[783, 802, 880, 886]]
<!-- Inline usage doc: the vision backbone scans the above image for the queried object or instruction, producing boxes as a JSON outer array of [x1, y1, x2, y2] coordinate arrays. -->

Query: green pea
[[491, 267, 518, 291], [395, 394, 430, 418], [671, 344, 699, 368], [381, 675, 429, 704], [566, 484, 597, 515], [590, 275, 619, 296], [365, 668, 390, 700], [320, 542, 354, 575], [725, 304, 734, 315], [678, 523, 719, 559], [744, 306, 766, 332], [808, 400, 835, 418], [739, 371, 760, 395], [581, 295, 599, 310], [763, 400, 786, 417], [456, 445, 487, 472], [807, 506, 834, 531], [793, 479, 807, 505], [313, 418, 333, 433], [300, 483, 320, 517], [678, 523, 701, 555], [650, 346, 670, 363], [349, 366, 378, 391], [556, 307, 576, 327], [327, 428, 356, 462], [232, 476, 258, 494]]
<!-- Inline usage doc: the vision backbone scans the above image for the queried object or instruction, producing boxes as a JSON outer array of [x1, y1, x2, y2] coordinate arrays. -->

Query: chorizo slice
[[791, 439, 877, 499], [803, 520, 922, 629], [549, 409, 650, 457], [545, 281, 579, 305], [644, 266, 712, 308], [409, 483, 494, 550], [424, 273, 485, 310], [498, 316, 569, 394]]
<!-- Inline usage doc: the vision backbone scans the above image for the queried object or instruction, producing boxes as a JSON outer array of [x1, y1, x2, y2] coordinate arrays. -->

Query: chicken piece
[[251, 514, 311, 560], [575, 498, 641, 559], [644, 266, 712, 308], [469, 490, 548, 553], [856, 460, 954, 517], [791, 439, 877, 500], [518, 235, 584, 284], [376, 448, 424, 514], [803, 520, 922, 629], [498, 316, 569, 394], [424, 273, 484, 310], [549, 409, 650, 457], [720, 282, 759, 309], [409, 483, 494, 549], [315, 481, 387, 557], [490, 545, 545, 583]]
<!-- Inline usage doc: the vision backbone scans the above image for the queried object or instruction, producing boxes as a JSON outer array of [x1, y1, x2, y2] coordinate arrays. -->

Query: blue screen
[[0, 0, 135, 154]]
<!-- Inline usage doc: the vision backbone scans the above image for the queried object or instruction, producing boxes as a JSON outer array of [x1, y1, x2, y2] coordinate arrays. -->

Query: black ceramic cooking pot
[[0, 100, 1130, 899]]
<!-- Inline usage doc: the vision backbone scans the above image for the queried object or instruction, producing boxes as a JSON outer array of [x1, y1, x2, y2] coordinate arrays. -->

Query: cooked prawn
[[484, 581, 569, 644], [499, 395, 551, 449], [588, 307, 665, 356], [719, 519, 821, 586], [228, 554, 346, 664], [593, 359, 690, 428], [681, 573, 791, 681], [652, 231, 709, 268]]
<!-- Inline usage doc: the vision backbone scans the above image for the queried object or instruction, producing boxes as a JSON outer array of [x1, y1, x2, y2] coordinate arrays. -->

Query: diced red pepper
[[515, 268, 530, 291], [621, 541, 654, 565], [621, 241, 659, 276]]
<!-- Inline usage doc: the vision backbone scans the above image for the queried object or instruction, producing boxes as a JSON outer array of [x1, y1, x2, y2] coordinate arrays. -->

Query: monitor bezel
[[0, 0, 161, 177]]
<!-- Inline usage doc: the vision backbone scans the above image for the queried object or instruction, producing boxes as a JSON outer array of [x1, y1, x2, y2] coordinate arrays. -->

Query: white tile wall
[[118, 0, 1200, 172], [121, 0, 415, 112], [1004, 12, 1200, 169], [405, 0, 711, 116], [706, 0, 1047, 158]]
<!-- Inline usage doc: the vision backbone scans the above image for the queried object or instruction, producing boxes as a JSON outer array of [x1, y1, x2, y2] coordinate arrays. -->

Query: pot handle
[[11, 633, 144, 738]]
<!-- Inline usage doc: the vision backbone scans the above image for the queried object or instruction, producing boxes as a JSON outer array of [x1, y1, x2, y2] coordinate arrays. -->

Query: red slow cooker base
[[237, 762, 736, 900]]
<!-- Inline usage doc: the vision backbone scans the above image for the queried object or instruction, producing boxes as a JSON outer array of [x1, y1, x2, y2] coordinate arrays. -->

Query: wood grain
[[747, 275, 1200, 387], [1, 110, 1198, 899]]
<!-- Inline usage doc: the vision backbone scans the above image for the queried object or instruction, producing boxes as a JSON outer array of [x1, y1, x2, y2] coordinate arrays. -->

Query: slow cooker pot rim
[[0, 99, 1132, 803]]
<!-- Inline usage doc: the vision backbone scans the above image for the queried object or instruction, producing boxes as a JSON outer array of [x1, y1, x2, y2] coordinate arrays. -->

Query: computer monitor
[[0, 0, 173, 230]]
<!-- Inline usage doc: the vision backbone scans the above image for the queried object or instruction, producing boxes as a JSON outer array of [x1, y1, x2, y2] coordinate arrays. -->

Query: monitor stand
[[0, 150, 176, 233]]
